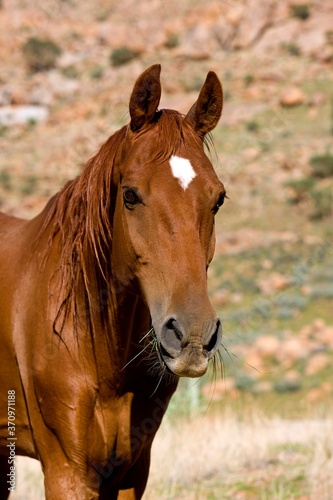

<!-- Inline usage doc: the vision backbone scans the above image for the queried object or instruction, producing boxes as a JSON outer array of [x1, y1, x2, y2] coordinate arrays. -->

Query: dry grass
[[145, 410, 333, 499], [10, 409, 333, 499]]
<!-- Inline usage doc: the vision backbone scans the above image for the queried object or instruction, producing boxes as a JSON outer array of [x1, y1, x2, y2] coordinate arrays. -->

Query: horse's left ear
[[129, 64, 162, 132], [185, 71, 223, 138]]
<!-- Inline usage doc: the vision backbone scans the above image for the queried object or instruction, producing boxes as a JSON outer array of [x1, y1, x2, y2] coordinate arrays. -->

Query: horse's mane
[[40, 110, 205, 339]]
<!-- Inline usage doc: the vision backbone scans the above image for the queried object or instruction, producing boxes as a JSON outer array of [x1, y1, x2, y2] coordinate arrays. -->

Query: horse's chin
[[164, 358, 208, 378], [157, 344, 209, 378]]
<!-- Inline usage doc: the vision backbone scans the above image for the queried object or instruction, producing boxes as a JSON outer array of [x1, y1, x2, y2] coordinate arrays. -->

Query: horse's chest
[[115, 393, 157, 462], [90, 392, 159, 484]]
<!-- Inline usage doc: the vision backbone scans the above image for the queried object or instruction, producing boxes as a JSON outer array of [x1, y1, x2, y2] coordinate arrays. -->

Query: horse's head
[[112, 65, 225, 378]]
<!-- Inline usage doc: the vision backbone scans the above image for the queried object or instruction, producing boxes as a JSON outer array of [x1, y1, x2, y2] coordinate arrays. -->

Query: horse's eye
[[123, 188, 140, 209], [213, 192, 226, 214]]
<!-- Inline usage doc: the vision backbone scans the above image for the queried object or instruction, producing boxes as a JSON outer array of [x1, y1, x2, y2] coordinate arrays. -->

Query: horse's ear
[[185, 71, 223, 138], [129, 64, 162, 132]]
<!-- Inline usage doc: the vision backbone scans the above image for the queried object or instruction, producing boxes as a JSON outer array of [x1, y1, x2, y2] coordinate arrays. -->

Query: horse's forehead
[[122, 136, 218, 190], [169, 155, 196, 190]]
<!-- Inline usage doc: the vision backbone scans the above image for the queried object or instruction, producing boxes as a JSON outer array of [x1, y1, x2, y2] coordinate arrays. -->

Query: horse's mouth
[[155, 341, 178, 376], [156, 340, 210, 378]]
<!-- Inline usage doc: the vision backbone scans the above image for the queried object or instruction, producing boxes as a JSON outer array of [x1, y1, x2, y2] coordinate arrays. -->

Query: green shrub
[[310, 283, 333, 299], [277, 306, 294, 319], [246, 120, 259, 133], [326, 30, 333, 47], [90, 65, 104, 80], [276, 293, 309, 310], [290, 4, 310, 20], [109, 46, 139, 67], [244, 74, 255, 86], [310, 153, 333, 178], [21, 175, 38, 195], [0, 170, 12, 191], [286, 177, 314, 204], [22, 37, 62, 72], [61, 65, 79, 79], [282, 42, 302, 56], [274, 377, 301, 393], [235, 374, 255, 391], [310, 187, 332, 219], [0, 124, 8, 137], [165, 32, 180, 49]]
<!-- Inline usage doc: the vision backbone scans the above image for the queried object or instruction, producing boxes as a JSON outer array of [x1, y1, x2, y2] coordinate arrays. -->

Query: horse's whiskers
[[150, 369, 166, 397], [121, 327, 161, 372], [139, 327, 155, 343], [121, 340, 154, 371]]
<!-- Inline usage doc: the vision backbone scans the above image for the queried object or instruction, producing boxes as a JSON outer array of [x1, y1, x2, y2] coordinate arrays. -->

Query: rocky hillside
[[0, 1, 332, 118]]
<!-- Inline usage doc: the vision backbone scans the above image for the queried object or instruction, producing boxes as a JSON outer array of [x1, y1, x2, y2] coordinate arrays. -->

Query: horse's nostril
[[160, 317, 184, 358], [165, 318, 183, 341], [204, 319, 222, 354]]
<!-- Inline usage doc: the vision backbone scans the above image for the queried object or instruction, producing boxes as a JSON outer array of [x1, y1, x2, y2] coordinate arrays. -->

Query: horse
[[0, 64, 225, 499]]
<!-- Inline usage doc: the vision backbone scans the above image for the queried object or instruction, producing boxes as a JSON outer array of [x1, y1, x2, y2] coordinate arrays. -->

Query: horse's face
[[112, 65, 225, 378]]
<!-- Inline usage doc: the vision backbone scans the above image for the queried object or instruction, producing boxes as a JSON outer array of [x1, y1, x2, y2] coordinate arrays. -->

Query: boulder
[[255, 335, 281, 357], [231, 0, 275, 49], [279, 87, 306, 107], [305, 353, 330, 376], [0, 105, 48, 125]]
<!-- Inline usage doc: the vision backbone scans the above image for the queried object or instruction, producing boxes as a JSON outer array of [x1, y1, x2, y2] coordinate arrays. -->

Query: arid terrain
[[1, 0, 333, 498]]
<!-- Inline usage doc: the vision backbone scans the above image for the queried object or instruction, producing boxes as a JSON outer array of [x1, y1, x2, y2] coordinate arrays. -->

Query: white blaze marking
[[169, 155, 196, 190]]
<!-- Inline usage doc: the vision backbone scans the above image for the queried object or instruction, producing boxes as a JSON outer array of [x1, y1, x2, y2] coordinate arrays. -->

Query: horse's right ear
[[185, 71, 223, 138], [129, 64, 162, 132]]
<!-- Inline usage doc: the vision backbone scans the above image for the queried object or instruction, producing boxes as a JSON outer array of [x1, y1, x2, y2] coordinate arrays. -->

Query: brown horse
[[0, 65, 225, 499]]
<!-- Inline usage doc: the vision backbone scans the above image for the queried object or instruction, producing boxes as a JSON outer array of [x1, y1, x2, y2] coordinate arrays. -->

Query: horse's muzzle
[[157, 317, 222, 377]]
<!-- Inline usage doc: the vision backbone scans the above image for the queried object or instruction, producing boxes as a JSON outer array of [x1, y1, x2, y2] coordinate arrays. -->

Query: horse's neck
[[37, 192, 156, 392], [112, 291, 151, 360]]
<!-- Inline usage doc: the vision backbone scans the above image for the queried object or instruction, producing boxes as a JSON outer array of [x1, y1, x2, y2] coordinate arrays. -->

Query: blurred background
[[1, 0, 332, 498]]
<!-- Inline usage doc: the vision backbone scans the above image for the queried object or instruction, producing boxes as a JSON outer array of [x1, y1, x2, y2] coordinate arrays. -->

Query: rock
[[255, 381, 272, 393], [244, 351, 265, 372], [0, 105, 49, 125], [242, 147, 260, 162], [179, 23, 219, 59], [0, 88, 12, 106], [232, 0, 275, 50], [315, 326, 333, 348], [277, 337, 309, 362], [318, 45, 333, 62], [306, 383, 332, 403], [279, 87, 306, 107], [225, 4, 244, 26], [255, 335, 281, 357], [255, 19, 300, 53], [213, 16, 236, 50], [284, 369, 300, 383], [221, 102, 267, 126], [212, 290, 229, 307], [47, 72, 80, 99], [296, 12, 332, 57], [30, 87, 54, 106], [257, 273, 289, 294], [230, 293, 243, 304], [305, 353, 330, 376], [312, 318, 327, 332]]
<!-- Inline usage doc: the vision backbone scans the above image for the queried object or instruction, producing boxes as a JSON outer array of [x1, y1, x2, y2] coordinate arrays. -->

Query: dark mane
[[40, 110, 203, 338]]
